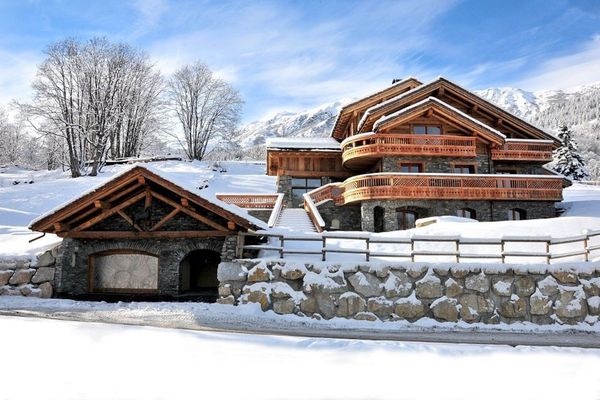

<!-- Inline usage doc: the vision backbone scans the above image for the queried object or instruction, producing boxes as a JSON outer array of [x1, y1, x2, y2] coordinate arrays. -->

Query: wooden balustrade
[[216, 194, 280, 209], [341, 174, 564, 203], [342, 134, 476, 167], [491, 140, 554, 161]]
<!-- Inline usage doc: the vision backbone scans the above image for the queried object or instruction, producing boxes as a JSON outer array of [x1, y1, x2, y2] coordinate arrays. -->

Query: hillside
[[237, 83, 600, 178]]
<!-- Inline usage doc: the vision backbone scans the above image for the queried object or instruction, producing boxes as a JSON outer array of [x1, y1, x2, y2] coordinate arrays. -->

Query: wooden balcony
[[306, 173, 563, 205], [216, 194, 280, 209], [341, 133, 476, 169], [491, 140, 554, 162]]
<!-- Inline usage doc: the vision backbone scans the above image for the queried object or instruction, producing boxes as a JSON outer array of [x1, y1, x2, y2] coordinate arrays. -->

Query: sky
[[0, 0, 599, 122]]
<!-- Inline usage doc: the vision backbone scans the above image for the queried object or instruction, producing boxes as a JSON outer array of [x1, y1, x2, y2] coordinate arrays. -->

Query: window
[[399, 163, 423, 173], [508, 208, 526, 220], [457, 208, 476, 219], [90, 251, 159, 293], [291, 177, 321, 206], [453, 164, 475, 174], [396, 209, 417, 230], [374, 206, 385, 233], [496, 169, 517, 174], [412, 125, 441, 135]]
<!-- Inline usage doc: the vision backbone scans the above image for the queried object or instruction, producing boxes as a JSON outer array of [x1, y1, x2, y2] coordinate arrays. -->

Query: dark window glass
[[457, 208, 476, 219], [454, 165, 475, 174], [307, 178, 321, 187], [396, 209, 417, 230], [290, 177, 322, 207], [496, 169, 517, 174], [400, 163, 422, 173], [427, 126, 441, 135], [508, 208, 526, 221], [291, 178, 305, 186], [413, 125, 427, 135]]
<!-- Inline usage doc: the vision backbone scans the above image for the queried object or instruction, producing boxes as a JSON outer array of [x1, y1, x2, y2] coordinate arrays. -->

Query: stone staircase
[[274, 208, 317, 232]]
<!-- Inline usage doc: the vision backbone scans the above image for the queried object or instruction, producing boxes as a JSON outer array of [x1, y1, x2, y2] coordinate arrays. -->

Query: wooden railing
[[491, 140, 554, 161], [216, 194, 280, 209], [238, 229, 600, 264], [340, 174, 564, 203], [342, 134, 476, 165]]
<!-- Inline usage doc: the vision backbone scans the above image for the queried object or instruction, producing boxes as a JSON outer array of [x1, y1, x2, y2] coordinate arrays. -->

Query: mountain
[[236, 101, 348, 148], [237, 83, 600, 178]]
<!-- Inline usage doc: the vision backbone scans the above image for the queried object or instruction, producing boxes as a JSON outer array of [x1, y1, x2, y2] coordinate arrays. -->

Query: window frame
[[398, 162, 424, 173], [411, 124, 443, 135], [451, 163, 477, 174], [396, 208, 418, 230], [457, 208, 477, 220], [508, 208, 527, 221]]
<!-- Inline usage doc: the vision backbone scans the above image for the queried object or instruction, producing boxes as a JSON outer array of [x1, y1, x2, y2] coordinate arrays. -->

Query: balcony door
[[396, 209, 418, 230]]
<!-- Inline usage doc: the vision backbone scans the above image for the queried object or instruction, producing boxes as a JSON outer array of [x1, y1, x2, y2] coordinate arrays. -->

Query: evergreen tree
[[552, 125, 589, 180]]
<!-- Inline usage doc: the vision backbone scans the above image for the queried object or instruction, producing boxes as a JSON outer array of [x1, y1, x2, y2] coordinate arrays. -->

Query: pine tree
[[552, 125, 589, 180]]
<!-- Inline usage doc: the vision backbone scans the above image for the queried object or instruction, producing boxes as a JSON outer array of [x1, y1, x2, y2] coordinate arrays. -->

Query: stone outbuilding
[[29, 165, 263, 300]]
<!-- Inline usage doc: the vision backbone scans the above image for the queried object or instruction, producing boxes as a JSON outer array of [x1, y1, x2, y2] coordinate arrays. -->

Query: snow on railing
[[267, 194, 285, 228], [237, 228, 600, 265], [216, 193, 280, 209], [302, 193, 326, 232]]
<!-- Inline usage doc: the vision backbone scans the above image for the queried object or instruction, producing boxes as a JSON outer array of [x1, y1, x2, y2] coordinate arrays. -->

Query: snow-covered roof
[[266, 137, 341, 151], [29, 161, 271, 230], [373, 96, 506, 140]]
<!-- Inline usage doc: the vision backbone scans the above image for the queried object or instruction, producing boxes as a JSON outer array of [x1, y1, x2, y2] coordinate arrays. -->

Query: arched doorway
[[180, 249, 221, 300], [374, 206, 385, 232]]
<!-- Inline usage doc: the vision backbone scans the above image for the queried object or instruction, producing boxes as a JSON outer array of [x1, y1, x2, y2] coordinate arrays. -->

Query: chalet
[[266, 76, 567, 232], [29, 165, 265, 299]]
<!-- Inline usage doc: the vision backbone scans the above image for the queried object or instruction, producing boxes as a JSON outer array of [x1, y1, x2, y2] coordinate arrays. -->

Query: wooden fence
[[237, 229, 600, 264]]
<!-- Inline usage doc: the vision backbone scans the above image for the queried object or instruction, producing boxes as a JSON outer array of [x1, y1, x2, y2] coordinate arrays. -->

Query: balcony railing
[[216, 194, 280, 209], [341, 133, 477, 166], [305, 173, 563, 206], [491, 139, 554, 162]]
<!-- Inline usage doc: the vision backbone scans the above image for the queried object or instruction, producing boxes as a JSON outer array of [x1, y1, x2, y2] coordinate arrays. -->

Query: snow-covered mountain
[[237, 101, 349, 148]]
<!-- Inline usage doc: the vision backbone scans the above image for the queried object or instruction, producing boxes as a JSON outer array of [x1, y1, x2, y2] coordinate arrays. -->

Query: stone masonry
[[0, 247, 58, 298], [217, 259, 600, 326]]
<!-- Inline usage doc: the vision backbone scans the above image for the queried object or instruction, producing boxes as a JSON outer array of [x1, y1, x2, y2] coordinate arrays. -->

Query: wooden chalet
[[261, 76, 567, 232]]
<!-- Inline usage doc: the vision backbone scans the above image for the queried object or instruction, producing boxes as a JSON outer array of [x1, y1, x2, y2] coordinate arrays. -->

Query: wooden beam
[[227, 221, 236, 230], [94, 200, 110, 210], [138, 176, 146, 185], [72, 191, 147, 232], [145, 190, 152, 209], [150, 208, 180, 231], [53, 222, 70, 232], [150, 190, 229, 231], [425, 108, 434, 118], [58, 230, 232, 239], [117, 210, 144, 231], [181, 198, 189, 208]]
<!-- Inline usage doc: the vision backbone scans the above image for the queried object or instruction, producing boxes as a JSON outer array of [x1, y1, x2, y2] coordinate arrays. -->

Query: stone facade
[[316, 201, 362, 231], [55, 235, 237, 296], [218, 259, 600, 326], [382, 154, 490, 174], [360, 200, 556, 232], [0, 248, 58, 298]]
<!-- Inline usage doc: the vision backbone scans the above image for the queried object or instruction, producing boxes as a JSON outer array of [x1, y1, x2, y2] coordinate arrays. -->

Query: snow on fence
[[237, 229, 600, 264]]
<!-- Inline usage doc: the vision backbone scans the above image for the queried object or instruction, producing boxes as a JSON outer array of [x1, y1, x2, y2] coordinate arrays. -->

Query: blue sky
[[0, 0, 599, 122]]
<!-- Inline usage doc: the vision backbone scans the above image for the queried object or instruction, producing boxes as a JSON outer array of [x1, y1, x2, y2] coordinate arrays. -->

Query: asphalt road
[[2, 307, 600, 348]]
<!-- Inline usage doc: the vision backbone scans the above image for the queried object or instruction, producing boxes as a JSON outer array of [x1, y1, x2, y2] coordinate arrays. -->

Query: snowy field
[[1, 314, 600, 400]]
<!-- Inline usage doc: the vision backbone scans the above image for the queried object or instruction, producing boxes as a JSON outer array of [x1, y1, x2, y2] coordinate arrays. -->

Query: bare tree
[[17, 38, 165, 177], [168, 62, 243, 161]]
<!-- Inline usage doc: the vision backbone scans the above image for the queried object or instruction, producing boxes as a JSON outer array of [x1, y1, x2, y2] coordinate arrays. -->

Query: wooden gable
[[373, 97, 506, 146], [331, 77, 423, 140], [30, 166, 258, 239], [356, 78, 560, 146]]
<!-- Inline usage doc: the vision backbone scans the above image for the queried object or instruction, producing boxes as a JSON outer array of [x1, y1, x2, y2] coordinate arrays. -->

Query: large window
[[457, 208, 476, 219], [453, 164, 475, 174], [396, 209, 417, 230], [412, 125, 441, 135], [399, 163, 423, 173], [291, 177, 321, 206], [90, 251, 159, 293], [508, 208, 526, 221]]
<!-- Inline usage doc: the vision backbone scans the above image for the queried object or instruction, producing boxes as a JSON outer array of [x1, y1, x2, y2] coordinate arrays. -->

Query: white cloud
[[516, 37, 600, 91]]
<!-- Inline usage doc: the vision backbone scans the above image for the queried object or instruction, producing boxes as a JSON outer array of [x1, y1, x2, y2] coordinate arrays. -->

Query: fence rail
[[237, 229, 600, 264]]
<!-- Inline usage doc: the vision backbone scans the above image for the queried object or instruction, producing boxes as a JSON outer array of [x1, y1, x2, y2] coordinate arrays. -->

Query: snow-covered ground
[[0, 161, 276, 257], [1, 313, 599, 400]]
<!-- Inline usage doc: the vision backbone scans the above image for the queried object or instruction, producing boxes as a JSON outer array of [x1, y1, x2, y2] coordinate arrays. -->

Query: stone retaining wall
[[217, 259, 600, 325], [0, 248, 58, 298]]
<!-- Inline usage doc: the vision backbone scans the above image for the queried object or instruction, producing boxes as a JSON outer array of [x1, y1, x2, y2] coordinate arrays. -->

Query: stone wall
[[316, 201, 362, 231], [0, 248, 58, 298], [382, 154, 491, 174], [217, 259, 600, 325]]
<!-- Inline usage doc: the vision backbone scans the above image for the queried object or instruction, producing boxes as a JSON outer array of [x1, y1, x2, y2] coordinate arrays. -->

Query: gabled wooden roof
[[330, 77, 423, 140], [373, 97, 506, 146], [30, 166, 260, 239], [356, 77, 560, 145]]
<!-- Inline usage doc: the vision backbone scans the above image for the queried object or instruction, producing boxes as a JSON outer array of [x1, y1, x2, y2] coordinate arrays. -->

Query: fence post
[[236, 233, 245, 258], [366, 237, 370, 262], [322, 236, 327, 262], [455, 239, 460, 263], [545, 240, 550, 265], [410, 239, 415, 262], [501, 239, 505, 264], [584, 233, 590, 262], [279, 235, 284, 259]]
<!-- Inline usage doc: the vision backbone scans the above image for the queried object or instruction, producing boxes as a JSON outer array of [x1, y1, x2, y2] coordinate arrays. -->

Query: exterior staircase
[[274, 208, 317, 232]]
